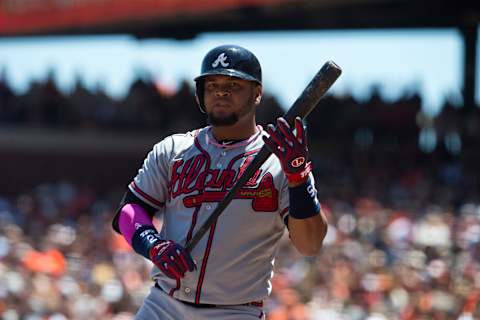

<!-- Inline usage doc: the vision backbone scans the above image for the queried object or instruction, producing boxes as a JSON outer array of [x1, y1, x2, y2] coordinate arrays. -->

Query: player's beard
[[207, 112, 239, 127], [207, 95, 255, 127]]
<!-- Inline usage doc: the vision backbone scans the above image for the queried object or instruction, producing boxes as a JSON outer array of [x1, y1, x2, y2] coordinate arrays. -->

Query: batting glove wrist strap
[[285, 161, 313, 184], [131, 225, 163, 260], [288, 175, 321, 220]]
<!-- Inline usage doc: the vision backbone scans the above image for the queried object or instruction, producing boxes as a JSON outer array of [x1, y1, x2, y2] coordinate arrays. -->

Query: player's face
[[203, 75, 261, 127]]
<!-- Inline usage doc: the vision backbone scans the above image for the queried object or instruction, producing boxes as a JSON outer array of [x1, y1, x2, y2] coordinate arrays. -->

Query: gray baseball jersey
[[128, 125, 304, 305]]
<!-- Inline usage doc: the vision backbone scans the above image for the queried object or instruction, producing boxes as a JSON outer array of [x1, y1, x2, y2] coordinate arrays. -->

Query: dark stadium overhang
[[127, 1, 480, 39], [0, 0, 478, 38]]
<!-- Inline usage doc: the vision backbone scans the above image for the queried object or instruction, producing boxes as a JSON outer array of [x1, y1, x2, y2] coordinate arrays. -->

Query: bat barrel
[[283, 61, 342, 125]]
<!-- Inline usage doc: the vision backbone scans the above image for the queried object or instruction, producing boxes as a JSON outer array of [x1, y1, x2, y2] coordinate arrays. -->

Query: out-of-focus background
[[0, 1, 479, 319]]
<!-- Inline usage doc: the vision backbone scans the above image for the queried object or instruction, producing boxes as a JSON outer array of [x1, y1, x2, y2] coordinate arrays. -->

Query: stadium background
[[0, 1, 480, 319]]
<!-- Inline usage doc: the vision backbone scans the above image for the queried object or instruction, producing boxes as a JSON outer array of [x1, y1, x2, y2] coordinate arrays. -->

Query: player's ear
[[254, 84, 262, 106]]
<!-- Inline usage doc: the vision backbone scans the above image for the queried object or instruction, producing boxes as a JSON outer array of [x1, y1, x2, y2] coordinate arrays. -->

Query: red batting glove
[[263, 117, 312, 185], [149, 241, 196, 281]]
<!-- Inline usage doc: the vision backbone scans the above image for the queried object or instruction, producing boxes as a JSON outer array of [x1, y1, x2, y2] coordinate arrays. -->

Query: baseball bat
[[185, 60, 342, 252]]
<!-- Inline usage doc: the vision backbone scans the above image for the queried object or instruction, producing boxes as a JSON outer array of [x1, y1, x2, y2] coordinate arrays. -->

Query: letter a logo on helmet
[[212, 53, 229, 68]]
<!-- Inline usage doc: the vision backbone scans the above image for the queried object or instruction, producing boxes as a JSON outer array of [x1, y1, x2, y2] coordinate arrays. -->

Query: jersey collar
[[205, 125, 263, 149]]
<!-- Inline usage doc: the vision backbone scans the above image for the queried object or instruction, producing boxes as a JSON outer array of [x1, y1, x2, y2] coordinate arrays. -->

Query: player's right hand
[[149, 240, 196, 280]]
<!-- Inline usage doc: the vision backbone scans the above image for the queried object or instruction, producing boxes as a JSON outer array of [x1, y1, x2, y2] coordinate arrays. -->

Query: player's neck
[[211, 118, 258, 141]]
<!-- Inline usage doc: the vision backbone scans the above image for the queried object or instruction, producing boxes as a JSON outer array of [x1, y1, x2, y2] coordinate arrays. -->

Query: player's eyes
[[205, 83, 217, 90], [229, 82, 240, 89], [205, 81, 241, 91]]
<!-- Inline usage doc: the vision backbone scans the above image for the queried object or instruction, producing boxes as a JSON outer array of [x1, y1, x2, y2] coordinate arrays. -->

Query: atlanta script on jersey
[[128, 126, 314, 305]]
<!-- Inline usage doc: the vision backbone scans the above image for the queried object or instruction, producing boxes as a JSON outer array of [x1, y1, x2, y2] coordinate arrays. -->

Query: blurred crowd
[[0, 182, 144, 320], [1, 160, 479, 319], [1, 73, 480, 319], [0, 71, 284, 135], [1, 69, 479, 152]]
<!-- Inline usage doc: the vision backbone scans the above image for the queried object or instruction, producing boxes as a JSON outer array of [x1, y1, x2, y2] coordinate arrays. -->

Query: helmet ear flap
[[195, 79, 206, 113]]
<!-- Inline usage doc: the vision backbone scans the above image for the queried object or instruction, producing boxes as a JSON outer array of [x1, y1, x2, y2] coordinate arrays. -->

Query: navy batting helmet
[[194, 45, 262, 113]]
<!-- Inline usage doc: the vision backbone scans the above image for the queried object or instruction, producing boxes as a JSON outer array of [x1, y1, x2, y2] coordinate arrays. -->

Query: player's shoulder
[[170, 127, 205, 141], [152, 127, 207, 152]]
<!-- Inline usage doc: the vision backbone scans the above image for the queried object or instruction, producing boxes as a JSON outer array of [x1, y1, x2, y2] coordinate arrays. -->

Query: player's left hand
[[149, 240, 196, 281], [263, 117, 312, 185]]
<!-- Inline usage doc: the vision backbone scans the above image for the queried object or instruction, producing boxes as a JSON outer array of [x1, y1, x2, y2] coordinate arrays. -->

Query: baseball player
[[112, 44, 328, 320]]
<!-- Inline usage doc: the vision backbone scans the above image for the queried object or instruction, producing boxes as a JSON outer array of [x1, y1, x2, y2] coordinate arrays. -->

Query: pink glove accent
[[118, 203, 154, 246]]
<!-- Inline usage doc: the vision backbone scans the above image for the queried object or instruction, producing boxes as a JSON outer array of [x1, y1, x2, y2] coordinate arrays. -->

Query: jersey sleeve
[[128, 137, 172, 209]]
